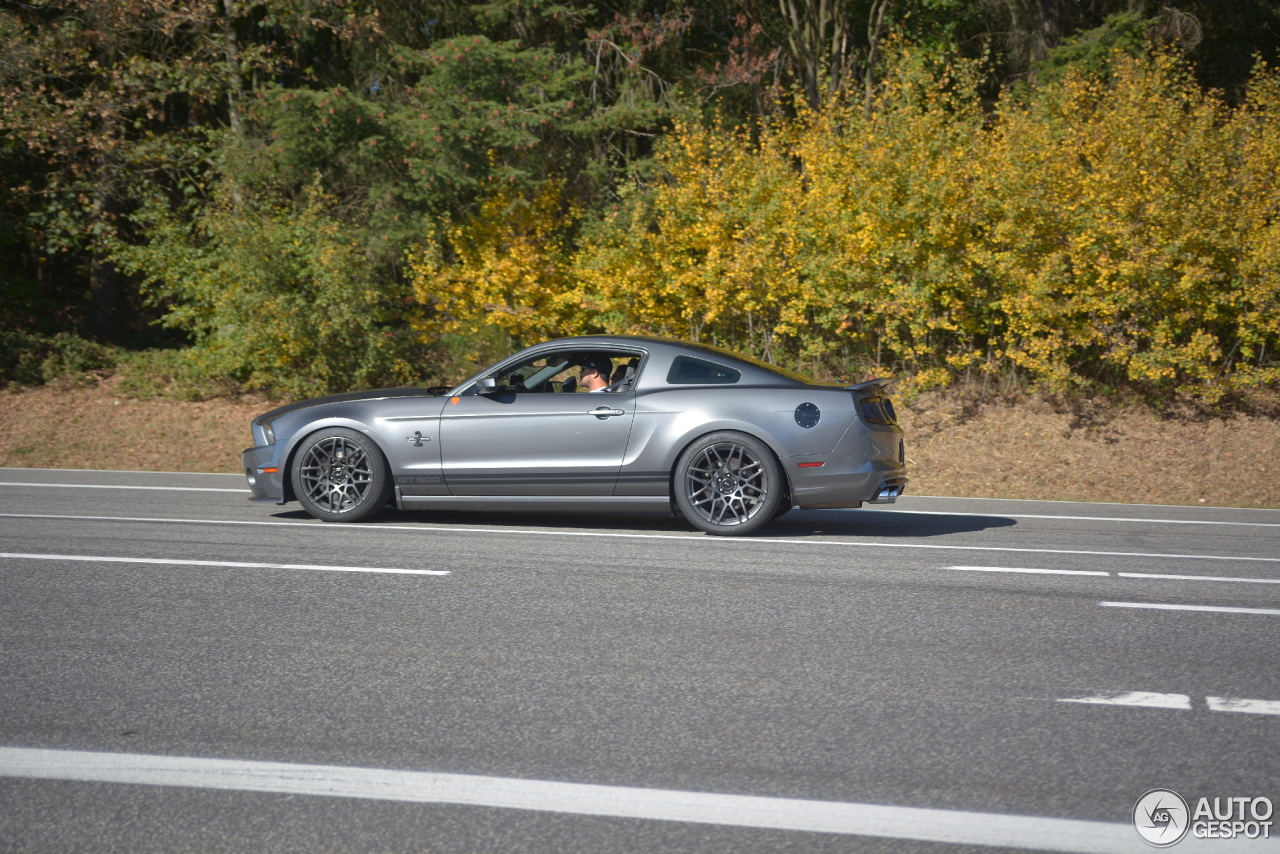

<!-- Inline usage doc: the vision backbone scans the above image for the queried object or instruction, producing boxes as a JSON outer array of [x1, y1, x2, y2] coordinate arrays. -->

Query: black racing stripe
[[443, 472, 616, 481], [444, 477, 617, 485]]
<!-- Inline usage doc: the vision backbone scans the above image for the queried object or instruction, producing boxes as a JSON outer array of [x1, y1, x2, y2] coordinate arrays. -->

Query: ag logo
[[1134, 789, 1190, 847]]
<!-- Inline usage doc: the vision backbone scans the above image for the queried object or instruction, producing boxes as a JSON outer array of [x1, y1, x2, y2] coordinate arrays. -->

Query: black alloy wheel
[[292, 427, 392, 522], [674, 431, 783, 535]]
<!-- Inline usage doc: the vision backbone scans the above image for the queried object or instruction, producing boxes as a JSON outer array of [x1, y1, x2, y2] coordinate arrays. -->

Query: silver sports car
[[242, 335, 907, 535]]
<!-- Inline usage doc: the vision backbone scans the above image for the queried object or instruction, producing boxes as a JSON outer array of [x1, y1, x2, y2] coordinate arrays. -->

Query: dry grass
[[900, 391, 1280, 508], [2, 378, 1277, 508], [0, 378, 268, 474]]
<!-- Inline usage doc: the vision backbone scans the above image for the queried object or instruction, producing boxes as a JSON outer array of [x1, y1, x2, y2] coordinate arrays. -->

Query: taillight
[[858, 396, 898, 426]]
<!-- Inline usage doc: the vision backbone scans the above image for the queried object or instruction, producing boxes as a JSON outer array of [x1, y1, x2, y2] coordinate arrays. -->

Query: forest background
[[2, 0, 1279, 411]]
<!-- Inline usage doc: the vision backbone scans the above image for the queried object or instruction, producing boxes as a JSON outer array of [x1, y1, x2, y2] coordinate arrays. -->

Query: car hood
[[255, 388, 442, 423]]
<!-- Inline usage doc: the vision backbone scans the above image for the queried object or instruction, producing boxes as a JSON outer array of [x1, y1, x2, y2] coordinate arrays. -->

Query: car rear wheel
[[293, 428, 392, 522], [674, 432, 782, 536]]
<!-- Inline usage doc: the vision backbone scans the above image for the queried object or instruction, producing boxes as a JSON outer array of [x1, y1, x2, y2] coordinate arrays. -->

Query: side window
[[488, 350, 643, 393], [667, 356, 741, 385], [572, 351, 642, 393], [494, 353, 576, 393]]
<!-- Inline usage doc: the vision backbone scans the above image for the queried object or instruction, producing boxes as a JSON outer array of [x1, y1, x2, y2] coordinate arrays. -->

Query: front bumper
[[242, 445, 287, 504]]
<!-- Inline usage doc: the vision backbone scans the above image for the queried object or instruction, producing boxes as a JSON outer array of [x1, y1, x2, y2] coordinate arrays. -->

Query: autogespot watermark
[[1134, 789, 1274, 846]]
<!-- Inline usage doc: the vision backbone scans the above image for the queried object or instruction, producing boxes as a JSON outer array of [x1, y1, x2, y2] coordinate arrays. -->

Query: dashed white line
[[2, 512, 1279, 564], [1058, 692, 1192, 710], [948, 565, 1109, 576], [1206, 697, 1280, 716], [1099, 602, 1280, 616], [0, 747, 1142, 853], [0, 553, 448, 576], [0, 482, 247, 493], [1059, 694, 1280, 716], [948, 566, 1280, 584]]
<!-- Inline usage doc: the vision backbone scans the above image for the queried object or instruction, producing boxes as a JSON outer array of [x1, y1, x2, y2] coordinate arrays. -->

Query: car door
[[439, 356, 637, 496]]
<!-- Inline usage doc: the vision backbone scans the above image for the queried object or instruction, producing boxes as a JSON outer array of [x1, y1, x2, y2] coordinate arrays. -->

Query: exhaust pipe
[[868, 483, 905, 504]]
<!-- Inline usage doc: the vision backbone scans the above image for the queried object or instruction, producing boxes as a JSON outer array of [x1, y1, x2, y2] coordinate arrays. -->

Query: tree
[[0, 0, 380, 339]]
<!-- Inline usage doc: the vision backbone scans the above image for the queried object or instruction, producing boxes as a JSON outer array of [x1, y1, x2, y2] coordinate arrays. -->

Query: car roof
[[510, 335, 815, 388]]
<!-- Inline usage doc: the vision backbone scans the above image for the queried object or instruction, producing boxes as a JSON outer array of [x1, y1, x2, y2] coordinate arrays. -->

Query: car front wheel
[[292, 428, 392, 522], [674, 431, 782, 536]]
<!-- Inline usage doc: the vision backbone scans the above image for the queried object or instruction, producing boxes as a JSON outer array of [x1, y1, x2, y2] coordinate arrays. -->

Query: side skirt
[[396, 489, 673, 515]]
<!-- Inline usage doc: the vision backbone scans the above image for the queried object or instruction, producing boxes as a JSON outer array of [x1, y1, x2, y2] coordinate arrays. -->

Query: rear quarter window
[[667, 356, 741, 385]]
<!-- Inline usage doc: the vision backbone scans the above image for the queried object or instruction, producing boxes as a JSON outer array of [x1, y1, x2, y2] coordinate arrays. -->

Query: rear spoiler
[[845, 377, 896, 395]]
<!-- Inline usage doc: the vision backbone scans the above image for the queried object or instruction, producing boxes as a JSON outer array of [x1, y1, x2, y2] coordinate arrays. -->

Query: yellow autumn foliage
[[574, 121, 807, 359], [409, 48, 1280, 399], [408, 178, 585, 344]]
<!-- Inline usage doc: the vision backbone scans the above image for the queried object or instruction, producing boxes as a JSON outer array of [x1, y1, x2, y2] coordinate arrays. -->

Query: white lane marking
[[0, 747, 1141, 853], [948, 565, 1109, 576], [1117, 572, 1280, 585], [6, 480, 1278, 526], [1206, 697, 1280, 716], [0, 553, 448, 577], [872, 509, 1280, 529], [911, 492, 1280, 513], [1100, 602, 1280, 616], [1057, 694, 1280, 717], [1058, 692, 1192, 710], [949, 566, 1280, 585], [0, 482, 247, 493], [3, 513, 1279, 565], [1, 467, 241, 476]]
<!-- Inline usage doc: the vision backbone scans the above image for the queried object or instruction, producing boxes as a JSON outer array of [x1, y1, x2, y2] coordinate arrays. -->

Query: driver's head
[[576, 354, 614, 387]]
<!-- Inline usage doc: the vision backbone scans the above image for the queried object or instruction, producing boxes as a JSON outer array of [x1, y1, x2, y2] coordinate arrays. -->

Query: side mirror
[[475, 377, 497, 392]]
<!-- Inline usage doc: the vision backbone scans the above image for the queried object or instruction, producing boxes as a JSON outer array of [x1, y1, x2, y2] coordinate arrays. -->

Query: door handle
[[589, 407, 625, 418]]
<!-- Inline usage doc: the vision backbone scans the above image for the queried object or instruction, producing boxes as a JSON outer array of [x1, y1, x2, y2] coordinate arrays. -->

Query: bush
[[116, 180, 431, 399], [417, 47, 1278, 401], [0, 331, 117, 387], [112, 348, 241, 401]]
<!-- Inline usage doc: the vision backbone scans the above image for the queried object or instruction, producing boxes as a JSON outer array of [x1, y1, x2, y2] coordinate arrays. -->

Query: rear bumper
[[242, 445, 286, 504], [787, 429, 907, 508]]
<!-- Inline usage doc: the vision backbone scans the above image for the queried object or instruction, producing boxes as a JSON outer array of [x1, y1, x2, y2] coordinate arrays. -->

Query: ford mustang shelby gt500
[[242, 335, 906, 535]]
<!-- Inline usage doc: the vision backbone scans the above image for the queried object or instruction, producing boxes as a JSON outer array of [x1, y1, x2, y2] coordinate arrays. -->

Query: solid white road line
[[1, 467, 242, 476], [1099, 602, 1280, 616], [6, 472, 1278, 526], [0, 747, 1145, 854], [872, 509, 1280, 529], [1206, 697, 1280, 716], [948, 565, 1109, 576], [0, 482, 247, 493], [3, 512, 1279, 565], [0, 553, 448, 576], [1058, 692, 1192, 710]]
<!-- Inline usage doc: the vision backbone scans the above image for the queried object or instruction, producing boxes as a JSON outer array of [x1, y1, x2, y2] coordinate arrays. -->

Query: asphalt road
[[2, 467, 1279, 853]]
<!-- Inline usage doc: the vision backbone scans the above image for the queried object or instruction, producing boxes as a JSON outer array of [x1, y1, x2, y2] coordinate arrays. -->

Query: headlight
[[256, 420, 276, 446]]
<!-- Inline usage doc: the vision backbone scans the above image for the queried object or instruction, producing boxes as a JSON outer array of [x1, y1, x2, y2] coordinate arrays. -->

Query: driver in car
[[576, 354, 615, 392]]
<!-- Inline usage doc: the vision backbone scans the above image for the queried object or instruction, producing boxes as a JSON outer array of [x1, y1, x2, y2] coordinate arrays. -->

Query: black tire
[[673, 431, 783, 536], [292, 427, 393, 522]]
